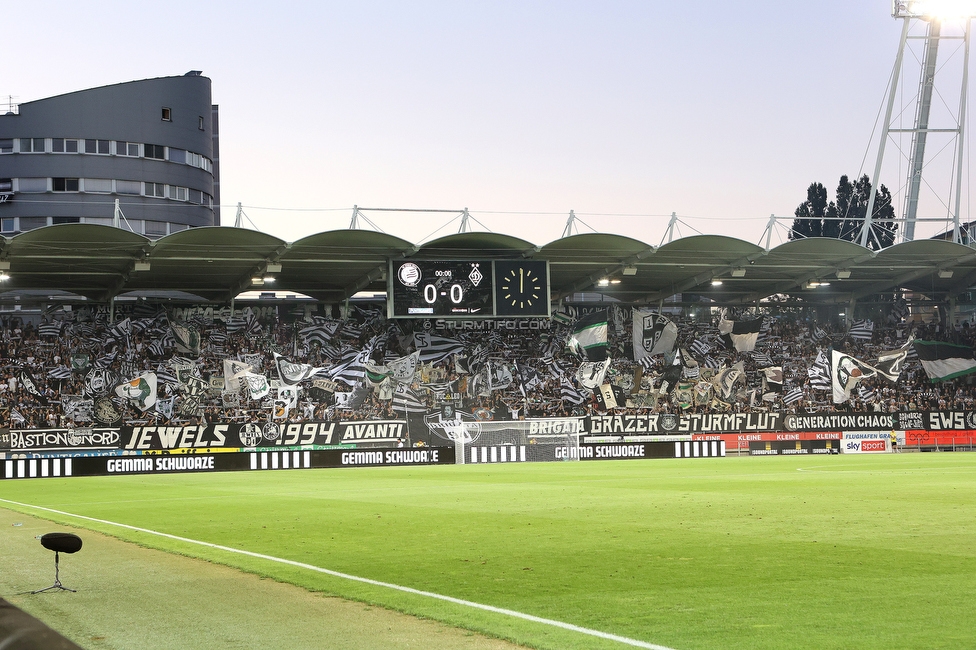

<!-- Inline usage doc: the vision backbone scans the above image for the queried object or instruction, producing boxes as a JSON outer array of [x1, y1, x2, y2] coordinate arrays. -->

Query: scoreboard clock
[[493, 260, 549, 317], [388, 259, 550, 319]]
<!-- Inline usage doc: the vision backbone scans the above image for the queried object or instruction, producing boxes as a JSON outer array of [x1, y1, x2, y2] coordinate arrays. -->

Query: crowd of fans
[[1, 302, 975, 431]]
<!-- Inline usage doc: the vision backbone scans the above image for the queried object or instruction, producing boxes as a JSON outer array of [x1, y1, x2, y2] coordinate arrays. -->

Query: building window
[[198, 116, 205, 130], [116, 180, 141, 195], [188, 189, 203, 205], [83, 178, 112, 193], [0, 139, 12, 154], [53, 178, 80, 192], [0, 179, 11, 192], [84, 139, 110, 154], [170, 223, 188, 233], [145, 182, 166, 198], [52, 217, 81, 225], [168, 148, 186, 164], [83, 217, 114, 226], [161, 107, 172, 121], [144, 220, 168, 236], [144, 143, 165, 160], [172, 186, 188, 201], [19, 217, 49, 231], [52, 138, 79, 153], [116, 141, 140, 156], [1, 218, 14, 232], [17, 178, 48, 192], [20, 138, 45, 153]]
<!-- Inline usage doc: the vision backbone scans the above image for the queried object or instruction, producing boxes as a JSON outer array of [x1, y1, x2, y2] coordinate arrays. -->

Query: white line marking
[[0, 498, 675, 650]]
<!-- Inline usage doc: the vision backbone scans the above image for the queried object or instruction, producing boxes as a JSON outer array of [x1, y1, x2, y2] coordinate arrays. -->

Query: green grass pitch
[[2, 453, 975, 650]]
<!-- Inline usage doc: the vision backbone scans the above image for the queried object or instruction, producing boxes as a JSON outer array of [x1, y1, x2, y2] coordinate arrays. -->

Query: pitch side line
[[1, 499, 676, 650]]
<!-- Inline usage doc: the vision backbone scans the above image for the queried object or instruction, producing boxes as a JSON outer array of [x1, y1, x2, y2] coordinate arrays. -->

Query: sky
[[4, 1, 973, 247]]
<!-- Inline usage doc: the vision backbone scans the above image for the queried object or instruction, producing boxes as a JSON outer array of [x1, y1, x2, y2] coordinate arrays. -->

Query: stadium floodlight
[[730, 268, 746, 277], [893, 0, 976, 18], [263, 276, 276, 283], [265, 262, 282, 273], [711, 279, 723, 286], [939, 269, 955, 278], [597, 278, 610, 287], [836, 270, 852, 279], [622, 266, 638, 276], [0, 273, 8, 281]]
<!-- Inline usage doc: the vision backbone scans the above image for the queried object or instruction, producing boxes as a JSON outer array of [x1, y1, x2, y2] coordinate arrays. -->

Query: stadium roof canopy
[[1, 224, 975, 305]]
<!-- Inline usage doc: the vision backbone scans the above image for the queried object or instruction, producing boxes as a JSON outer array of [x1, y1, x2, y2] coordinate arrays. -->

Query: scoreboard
[[388, 259, 550, 319]]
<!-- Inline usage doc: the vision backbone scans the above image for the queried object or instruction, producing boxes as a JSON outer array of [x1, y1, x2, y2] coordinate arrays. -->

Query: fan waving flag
[[274, 352, 326, 385], [414, 332, 465, 364], [872, 337, 913, 382], [632, 310, 677, 362], [718, 316, 763, 352], [848, 319, 874, 341], [831, 349, 875, 404], [913, 340, 976, 382], [569, 310, 609, 361], [115, 372, 158, 411]]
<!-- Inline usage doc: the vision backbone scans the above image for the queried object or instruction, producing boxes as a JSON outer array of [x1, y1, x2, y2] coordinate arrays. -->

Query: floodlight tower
[[862, 0, 975, 246]]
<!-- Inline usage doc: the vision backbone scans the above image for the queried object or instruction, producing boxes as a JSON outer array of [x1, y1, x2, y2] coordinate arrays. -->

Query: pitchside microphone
[[32, 533, 83, 594], [38, 533, 83, 555]]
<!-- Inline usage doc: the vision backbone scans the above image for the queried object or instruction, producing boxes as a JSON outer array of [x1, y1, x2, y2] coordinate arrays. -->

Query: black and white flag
[[19, 369, 48, 405], [848, 319, 874, 341], [414, 332, 465, 364], [633, 310, 677, 362], [274, 352, 326, 385]]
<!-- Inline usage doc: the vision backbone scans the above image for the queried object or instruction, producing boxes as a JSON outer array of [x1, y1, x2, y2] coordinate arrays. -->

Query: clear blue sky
[[5, 1, 968, 246]]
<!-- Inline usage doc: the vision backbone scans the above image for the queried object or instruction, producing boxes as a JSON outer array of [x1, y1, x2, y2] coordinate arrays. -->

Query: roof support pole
[[846, 298, 856, 327], [561, 210, 577, 238], [113, 199, 121, 229], [904, 19, 942, 242], [660, 212, 678, 246], [951, 21, 972, 244], [762, 214, 776, 252], [862, 17, 911, 247]]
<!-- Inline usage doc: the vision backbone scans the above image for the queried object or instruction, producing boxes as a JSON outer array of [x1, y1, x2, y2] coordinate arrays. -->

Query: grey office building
[[0, 72, 219, 237]]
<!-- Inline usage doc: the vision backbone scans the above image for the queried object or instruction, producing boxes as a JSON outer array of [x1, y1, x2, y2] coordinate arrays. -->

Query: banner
[[118, 420, 409, 450], [9, 428, 123, 451]]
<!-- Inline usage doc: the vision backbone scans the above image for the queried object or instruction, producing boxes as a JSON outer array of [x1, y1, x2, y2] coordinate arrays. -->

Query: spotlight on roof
[[0, 260, 10, 271], [251, 277, 264, 286], [836, 270, 851, 279], [133, 261, 151, 272], [610, 279, 622, 284], [265, 263, 282, 273], [730, 268, 746, 277], [263, 276, 276, 283], [597, 278, 610, 287], [622, 266, 638, 276], [938, 269, 954, 278], [893, 0, 976, 19], [711, 279, 723, 286]]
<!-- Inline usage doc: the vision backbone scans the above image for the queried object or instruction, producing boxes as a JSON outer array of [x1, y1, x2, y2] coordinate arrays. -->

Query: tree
[[789, 174, 897, 250], [789, 182, 827, 239]]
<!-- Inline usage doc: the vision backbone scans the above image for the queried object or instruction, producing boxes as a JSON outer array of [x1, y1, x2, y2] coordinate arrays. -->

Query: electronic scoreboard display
[[389, 260, 550, 318]]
